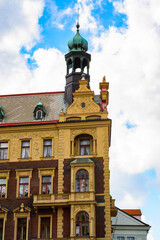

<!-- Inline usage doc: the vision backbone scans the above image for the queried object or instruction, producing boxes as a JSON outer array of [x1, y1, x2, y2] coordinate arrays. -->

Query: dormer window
[[0, 105, 4, 122], [33, 101, 46, 121]]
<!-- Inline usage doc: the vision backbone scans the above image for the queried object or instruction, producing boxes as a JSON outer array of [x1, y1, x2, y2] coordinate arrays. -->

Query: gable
[[111, 209, 146, 226]]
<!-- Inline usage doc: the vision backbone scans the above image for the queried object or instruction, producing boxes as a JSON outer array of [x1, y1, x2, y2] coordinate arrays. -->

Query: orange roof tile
[[122, 209, 142, 216]]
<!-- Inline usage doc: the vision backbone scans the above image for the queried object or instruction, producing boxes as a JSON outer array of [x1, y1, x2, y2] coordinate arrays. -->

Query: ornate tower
[[65, 22, 91, 104]]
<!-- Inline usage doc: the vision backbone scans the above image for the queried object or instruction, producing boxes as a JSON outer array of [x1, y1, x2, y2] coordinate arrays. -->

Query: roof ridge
[[0, 91, 65, 98]]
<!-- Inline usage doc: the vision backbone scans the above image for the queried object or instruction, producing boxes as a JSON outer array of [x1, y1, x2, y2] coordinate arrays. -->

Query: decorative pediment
[[0, 205, 9, 214], [13, 203, 31, 214], [66, 79, 101, 115]]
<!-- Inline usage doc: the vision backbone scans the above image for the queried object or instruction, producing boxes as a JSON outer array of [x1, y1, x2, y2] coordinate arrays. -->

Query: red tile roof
[[122, 209, 142, 216]]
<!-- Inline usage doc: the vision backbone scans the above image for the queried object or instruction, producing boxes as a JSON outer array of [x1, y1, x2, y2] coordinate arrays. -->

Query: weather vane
[[76, 4, 80, 30]]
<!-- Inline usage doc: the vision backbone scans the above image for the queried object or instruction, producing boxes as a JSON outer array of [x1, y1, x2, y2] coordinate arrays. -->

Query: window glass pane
[[44, 140, 52, 146], [80, 179, 85, 192], [41, 217, 50, 238], [48, 147, 52, 157], [47, 184, 51, 194], [86, 179, 89, 192], [21, 149, 25, 158], [80, 147, 85, 155], [25, 149, 29, 158], [20, 177, 29, 184], [17, 218, 27, 240], [80, 140, 90, 145], [19, 185, 24, 197], [76, 224, 79, 236], [1, 186, 6, 198], [86, 146, 90, 155], [42, 184, 46, 194], [4, 149, 7, 159], [0, 142, 8, 148], [42, 176, 51, 183], [22, 141, 30, 147], [24, 185, 28, 196], [47, 226, 50, 238], [76, 180, 79, 192], [43, 147, 47, 157], [80, 170, 85, 178], [0, 178, 6, 184], [41, 226, 44, 238], [37, 110, 42, 119]]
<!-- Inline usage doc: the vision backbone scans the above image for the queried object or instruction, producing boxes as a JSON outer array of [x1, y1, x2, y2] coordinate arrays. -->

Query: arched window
[[36, 110, 42, 120], [76, 211, 89, 237], [76, 169, 89, 192], [74, 134, 93, 155]]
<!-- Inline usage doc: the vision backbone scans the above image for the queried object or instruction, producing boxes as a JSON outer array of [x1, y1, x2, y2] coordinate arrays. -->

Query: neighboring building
[[112, 208, 150, 240], [0, 23, 115, 240]]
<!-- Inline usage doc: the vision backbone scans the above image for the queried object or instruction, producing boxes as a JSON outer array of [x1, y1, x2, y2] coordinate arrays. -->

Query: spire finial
[[76, 5, 80, 31]]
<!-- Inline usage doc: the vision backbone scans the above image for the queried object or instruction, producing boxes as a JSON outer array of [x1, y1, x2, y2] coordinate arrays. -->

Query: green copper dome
[[68, 23, 88, 52]]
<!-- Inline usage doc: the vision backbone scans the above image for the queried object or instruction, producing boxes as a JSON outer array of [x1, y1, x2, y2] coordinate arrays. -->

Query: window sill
[[71, 154, 96, 158], [18, 157, 32, 161], [0, 197, 7, 200], [16, 196, 31, 199], [0, 158, 9, 162], [40, 156, 54, 160]]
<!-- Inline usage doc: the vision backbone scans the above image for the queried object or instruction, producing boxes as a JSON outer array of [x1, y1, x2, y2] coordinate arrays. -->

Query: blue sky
[[0, 0, 160, 239]]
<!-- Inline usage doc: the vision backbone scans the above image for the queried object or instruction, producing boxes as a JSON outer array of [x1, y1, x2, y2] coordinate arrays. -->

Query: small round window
[[81, 103, 86, 108]]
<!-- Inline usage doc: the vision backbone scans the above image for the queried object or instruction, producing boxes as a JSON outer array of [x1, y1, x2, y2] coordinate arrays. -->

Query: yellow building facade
[[0, 24, 116, 240]]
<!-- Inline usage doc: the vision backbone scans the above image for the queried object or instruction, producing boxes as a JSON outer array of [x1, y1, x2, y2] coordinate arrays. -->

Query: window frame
[[17, 217, 27, 240], [76, 169, 89, 192], [74, 134, 93, 156], [18, 177, 29, 198], [42, 176, 51, 195], [38, 168, 55, 195], [0, 170, 10, 199], [76, 211, 89, 237], [15, 169, 32, 198], [13, 204, 30, 240], [0, 142, 8, 160], [43, 139, 52, 158], [21, 141, 30, 159], [38, 215, 52, 239], [0, 207, 8, 240], [36, 110, 43, 120], [117, 237, 125, 240]]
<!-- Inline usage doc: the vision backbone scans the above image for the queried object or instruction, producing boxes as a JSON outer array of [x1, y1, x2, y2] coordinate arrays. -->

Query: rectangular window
[[42, 176, 51, 194], [43, 140, 52, 157], [0, 219, 3, 240], [17, 218, 27, 240], [19, 177, 29, 197], [0, 142, 8, 160], [0, 178, 6, 198], [21, 141, 30, 158], [80, 139, 90, 155], [127, 238, 135, 240], [41, 217, 50, 238], [117, 237, 125, 240]]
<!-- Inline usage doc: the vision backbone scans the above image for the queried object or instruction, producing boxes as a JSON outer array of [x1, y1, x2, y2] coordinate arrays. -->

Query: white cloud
[[118, 191, 145, 208], [0, 0, 44, 94], [31, 48, 65, 92], [90, 0, 160, 178]]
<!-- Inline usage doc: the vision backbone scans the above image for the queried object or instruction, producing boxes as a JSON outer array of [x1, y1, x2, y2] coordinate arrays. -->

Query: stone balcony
[[33, 193, 70, 208], [33, 192, 96, 209]]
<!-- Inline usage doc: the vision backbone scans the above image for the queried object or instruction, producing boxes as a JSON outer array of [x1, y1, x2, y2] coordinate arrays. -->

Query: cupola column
[[65, 23, 91, 104]]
